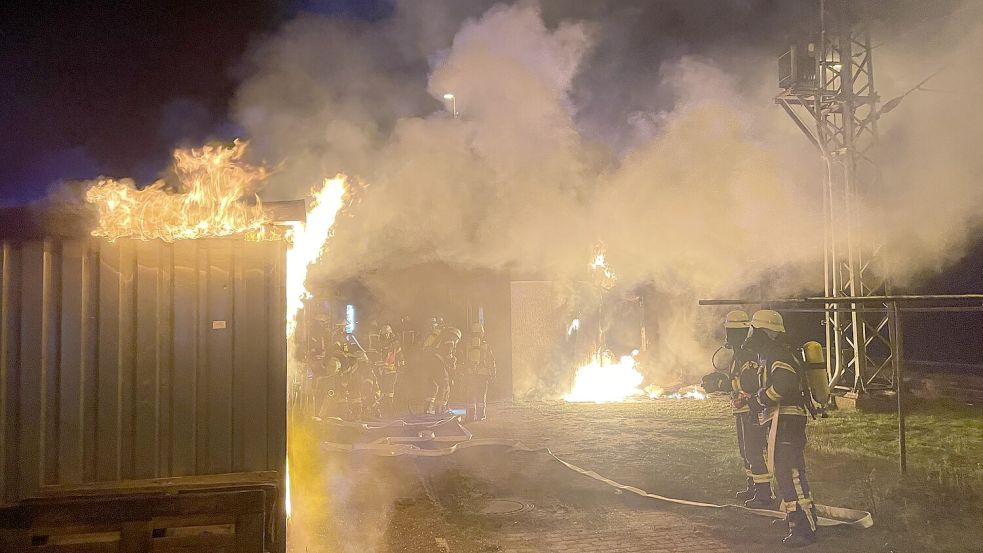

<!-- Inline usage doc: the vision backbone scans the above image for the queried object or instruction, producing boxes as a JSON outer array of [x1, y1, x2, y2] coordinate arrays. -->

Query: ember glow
[[644, 385, 707, 400], [86, 140, 279, 242], [564, 350, 645, 403]]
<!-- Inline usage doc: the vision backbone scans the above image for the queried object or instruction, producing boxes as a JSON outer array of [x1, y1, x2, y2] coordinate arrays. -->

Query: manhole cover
[[479, 498, 534, 516]]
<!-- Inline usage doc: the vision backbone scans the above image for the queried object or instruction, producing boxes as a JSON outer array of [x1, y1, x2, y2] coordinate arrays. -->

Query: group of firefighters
[[307, 316, 496, 423], [704, 309, 828, 548]]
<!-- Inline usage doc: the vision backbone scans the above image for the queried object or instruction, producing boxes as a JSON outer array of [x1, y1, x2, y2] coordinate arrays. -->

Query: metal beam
[[699, 294, 983, 306]]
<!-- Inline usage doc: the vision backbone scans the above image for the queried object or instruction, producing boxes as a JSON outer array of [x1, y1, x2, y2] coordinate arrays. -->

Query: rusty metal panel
[[0, 237, 287, 504]]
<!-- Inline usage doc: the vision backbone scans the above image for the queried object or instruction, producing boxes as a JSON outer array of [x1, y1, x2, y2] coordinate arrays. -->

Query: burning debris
[[564, 243, 706, 403], [564, 349, 643, 403]]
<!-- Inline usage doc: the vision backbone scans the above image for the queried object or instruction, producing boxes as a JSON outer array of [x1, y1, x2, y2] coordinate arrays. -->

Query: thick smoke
[[228, 1, 983, 548], [872, 1, 983, 282], [234, 1, 983, 386]]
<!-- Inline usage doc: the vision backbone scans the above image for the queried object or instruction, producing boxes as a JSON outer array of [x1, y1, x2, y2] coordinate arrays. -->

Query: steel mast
[[776, 0, 897, 393]]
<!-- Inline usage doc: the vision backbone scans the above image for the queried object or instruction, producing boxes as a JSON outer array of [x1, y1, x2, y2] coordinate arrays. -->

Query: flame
[[285, 456, 292, 519], [283, 176, 347, 526], [567, 318, 580, 336], [564, 349, 645, 403], [590, 241, 617, 290], [285, 175, 348, 340], [86, 140, 280, 242], [84, 143, 350, 531], [645, 384, 707, 400]]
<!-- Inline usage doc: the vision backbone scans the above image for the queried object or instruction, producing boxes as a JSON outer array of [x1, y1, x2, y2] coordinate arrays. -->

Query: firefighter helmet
[[723, 310, 750, 329], [442, 326, 462, 342], [750, 310, 785, 333]]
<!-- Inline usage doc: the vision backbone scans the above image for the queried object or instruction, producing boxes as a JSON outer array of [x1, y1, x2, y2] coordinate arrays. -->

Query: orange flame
[[85, 140, 279, 242]]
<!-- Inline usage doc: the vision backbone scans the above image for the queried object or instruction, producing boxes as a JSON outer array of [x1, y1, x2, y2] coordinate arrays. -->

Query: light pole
[[442, 93, 458, 118]]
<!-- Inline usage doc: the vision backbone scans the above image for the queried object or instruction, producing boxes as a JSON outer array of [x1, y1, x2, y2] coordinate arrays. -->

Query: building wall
[[0, 238, 286, 504], [509, 280, 566, 399]]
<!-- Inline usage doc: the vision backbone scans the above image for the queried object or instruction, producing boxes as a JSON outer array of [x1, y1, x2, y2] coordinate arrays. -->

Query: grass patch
[[474, 398, 983, 552]]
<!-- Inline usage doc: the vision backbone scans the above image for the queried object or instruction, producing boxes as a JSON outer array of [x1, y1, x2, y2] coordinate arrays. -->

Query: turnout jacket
[[756, 343, 808, 423], [730, 347, 760, 414]]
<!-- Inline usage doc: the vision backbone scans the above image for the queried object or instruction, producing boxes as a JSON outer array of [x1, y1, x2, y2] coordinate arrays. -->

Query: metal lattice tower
[[776, 0, 897, 393]]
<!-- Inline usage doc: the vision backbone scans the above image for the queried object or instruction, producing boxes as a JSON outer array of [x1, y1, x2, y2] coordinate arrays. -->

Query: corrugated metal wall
[[0, 237, 286, 503]]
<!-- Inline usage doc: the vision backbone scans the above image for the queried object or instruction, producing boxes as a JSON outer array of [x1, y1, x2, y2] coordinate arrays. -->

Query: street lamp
[[442, 93, 458, 118]]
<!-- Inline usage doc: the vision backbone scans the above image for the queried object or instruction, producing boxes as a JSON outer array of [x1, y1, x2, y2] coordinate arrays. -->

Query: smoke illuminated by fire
[[590, 241, 617, 290], [86, 140, 280, 242]]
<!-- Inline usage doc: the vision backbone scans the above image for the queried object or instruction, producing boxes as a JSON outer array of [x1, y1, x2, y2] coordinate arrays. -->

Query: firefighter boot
[[782, 508, 817, 548], [735, 477, 755, 501], [743, 483, 775, 509]]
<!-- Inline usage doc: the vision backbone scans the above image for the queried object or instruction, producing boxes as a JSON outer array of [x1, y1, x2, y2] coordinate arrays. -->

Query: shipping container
[[0, 236, 287, 545]]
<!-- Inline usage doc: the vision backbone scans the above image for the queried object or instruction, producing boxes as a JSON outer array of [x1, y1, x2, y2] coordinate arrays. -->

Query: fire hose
[[317, 417, 873, 529]]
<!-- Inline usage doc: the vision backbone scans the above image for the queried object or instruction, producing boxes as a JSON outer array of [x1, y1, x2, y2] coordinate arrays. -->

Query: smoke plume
[[233, 0, 983, 386]]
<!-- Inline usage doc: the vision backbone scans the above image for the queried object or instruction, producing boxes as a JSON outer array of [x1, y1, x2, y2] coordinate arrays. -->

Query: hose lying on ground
[[316, 416, 873, 529]]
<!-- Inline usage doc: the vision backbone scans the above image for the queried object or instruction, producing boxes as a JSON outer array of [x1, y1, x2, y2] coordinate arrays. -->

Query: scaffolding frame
[[776, 0, 895, 393]]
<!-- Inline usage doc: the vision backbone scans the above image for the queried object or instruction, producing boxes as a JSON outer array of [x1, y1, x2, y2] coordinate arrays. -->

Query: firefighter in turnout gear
[[421, 316, 445, 349], [464, 323, 496, 422], [422, 326, 461, 415], [718, 311, 773, 508], [745, 310, 818, 548], [375, 324, 403, 418]]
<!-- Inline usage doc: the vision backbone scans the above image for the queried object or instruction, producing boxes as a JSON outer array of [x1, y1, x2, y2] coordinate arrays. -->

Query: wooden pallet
[[0, 488, 266, 553]]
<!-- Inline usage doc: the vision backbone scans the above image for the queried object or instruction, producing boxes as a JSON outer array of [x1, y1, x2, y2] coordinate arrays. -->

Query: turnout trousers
[[465, 374, 490, 421], [767, 414, 817, 530], [424, 366, 450, 414], [736, 411, 771, 486], [378, 371, 397, 418]]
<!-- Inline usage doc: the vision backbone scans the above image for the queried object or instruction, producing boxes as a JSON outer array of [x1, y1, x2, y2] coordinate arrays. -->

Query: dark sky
[[0, 0, 399, 203], [0, 0, 957, 202], [0, 0, 825, 203]]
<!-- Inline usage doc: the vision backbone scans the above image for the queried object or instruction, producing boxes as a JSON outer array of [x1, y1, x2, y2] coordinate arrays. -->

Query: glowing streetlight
[[442, 93, 458, 118]]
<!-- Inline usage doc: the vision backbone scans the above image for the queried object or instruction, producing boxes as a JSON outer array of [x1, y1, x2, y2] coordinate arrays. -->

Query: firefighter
[[337, 333, 379, 420], [421, 326, 461, 415], [376, 324, 403, 418], [464, 323, 496, 422], [421, 316, 445, 349], [716, 310, 773, 508], [745, 310, 818, 548]]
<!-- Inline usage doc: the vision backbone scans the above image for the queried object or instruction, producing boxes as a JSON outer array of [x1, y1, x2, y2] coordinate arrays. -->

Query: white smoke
[[233, 0, 983, 386]]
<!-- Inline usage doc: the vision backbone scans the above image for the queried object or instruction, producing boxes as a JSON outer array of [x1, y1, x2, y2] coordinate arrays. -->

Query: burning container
[[1, 231, 287, 551]]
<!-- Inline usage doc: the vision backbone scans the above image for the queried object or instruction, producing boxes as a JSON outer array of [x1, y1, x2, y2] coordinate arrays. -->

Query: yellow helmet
[[750, 310, 785, 333], [723, 310, 750, 329]]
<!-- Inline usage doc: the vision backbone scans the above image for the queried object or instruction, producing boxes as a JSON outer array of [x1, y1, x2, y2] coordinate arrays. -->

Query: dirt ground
[[287, 398, 983, 553]]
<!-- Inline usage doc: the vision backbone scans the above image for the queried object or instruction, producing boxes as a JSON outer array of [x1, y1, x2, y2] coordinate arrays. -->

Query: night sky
[[1, 0, 980, 364]]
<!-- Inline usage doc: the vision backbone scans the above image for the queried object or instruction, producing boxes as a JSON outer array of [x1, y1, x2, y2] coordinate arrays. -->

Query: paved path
[[495, 509, 733, 553], [489, 504, 734, 553]]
